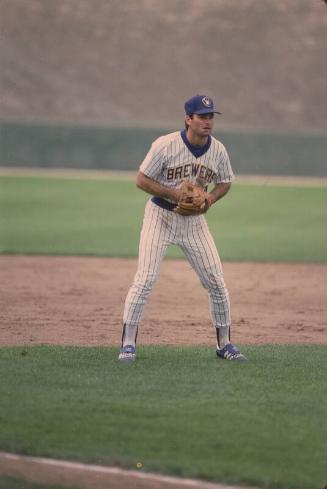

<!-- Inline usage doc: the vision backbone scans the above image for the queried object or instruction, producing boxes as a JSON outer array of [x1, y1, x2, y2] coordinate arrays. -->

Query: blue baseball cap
[[184, 94, 222, 115]]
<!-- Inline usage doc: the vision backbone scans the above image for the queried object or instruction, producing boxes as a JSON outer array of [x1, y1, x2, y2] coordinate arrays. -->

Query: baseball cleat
[[118, 345, 136, 363], [216, 343, 248, 362]]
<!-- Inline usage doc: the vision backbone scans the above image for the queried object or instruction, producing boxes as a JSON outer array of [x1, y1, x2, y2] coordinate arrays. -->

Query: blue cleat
[[216, 343, 248, 362], [118, 345, 136, 363]]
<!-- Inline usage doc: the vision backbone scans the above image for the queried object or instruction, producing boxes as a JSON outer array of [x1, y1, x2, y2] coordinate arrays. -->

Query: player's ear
[[185, 114, 193, 126]]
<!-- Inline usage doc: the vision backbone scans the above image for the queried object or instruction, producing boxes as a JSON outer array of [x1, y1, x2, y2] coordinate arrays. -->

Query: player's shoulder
[[210, 135, 230, 160], [210, 134, 227, 152], [151, 131, 181, 150]]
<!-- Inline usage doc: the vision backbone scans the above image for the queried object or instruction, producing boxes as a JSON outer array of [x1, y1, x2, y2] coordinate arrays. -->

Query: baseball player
[[119, 94, 247, 363]]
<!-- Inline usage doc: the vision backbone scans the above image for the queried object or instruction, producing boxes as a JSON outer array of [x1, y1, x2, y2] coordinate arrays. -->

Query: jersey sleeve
[[213, 144, 235, 184], [139, 138, 167, 179]]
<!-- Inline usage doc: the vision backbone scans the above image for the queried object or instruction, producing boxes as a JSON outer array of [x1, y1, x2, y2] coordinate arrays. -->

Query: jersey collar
[[180, 130, 212, 159]]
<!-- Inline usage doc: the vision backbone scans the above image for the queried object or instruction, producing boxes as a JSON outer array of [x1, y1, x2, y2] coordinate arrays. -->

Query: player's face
[[186, 113, 215, 137]]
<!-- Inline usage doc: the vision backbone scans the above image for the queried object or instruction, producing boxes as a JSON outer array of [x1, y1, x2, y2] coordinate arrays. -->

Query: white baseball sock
[[216, 325, 230, 349], [122, 323, 138, 348]]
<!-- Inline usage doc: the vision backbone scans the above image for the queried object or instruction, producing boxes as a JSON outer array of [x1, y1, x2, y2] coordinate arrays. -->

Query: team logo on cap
[[202, 96, 212, 107]]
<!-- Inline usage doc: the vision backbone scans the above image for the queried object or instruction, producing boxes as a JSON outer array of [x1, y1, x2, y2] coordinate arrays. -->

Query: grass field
[[0, 475, 78, 489], [0, 175, 326, 261], [0, 345, 327, 489]]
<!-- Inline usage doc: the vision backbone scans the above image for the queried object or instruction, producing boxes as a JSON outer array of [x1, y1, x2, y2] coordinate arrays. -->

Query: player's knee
[[206, 279, 229, 303], [203, 272, 226, 290], [135, 273, 157, 292]]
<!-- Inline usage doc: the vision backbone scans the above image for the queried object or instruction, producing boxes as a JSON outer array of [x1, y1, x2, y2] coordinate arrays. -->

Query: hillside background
[[1, 0, 327, 131], [0, 0, 326, 175]]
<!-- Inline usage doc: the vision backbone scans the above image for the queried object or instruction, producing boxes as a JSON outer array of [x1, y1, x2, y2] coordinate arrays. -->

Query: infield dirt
[[1, 256, 326, 347]]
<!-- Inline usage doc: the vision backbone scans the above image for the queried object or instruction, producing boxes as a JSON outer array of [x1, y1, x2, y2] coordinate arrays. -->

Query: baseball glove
[[174, 181, 208, 216]]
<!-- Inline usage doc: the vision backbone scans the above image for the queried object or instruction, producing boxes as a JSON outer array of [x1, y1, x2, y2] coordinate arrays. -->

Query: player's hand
[[195, 193, 212, 214]]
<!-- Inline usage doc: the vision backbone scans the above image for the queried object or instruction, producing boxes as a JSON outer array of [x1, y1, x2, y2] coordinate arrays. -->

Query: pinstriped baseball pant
[[123, 200, 231, 330]]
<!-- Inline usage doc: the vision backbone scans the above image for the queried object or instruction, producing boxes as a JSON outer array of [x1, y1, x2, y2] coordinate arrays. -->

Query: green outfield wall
[[1, 121, 326, 176]]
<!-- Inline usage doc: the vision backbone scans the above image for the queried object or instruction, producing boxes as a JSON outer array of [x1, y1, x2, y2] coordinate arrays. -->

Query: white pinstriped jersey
[[139, 131, 235, 192]]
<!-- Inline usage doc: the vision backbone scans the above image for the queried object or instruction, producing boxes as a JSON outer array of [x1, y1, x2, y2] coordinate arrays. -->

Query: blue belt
[[151, 196, 177, 211]]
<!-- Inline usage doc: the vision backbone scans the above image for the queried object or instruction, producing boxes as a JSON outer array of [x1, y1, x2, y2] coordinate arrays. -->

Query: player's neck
[[186, 129, 208, 147]]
